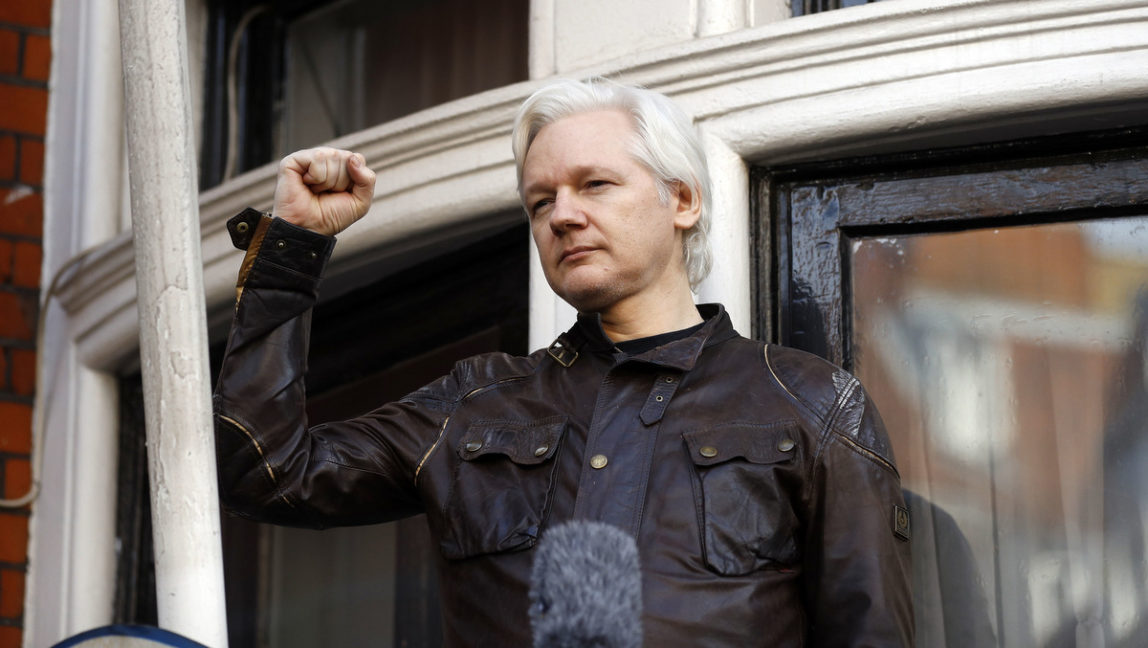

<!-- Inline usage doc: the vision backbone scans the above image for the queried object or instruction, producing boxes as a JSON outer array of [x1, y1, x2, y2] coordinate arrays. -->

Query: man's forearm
[[213, 213, 334, 525]]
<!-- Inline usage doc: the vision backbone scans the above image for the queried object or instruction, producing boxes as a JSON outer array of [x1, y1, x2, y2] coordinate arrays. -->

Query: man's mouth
[[560, 246, 597, 263]]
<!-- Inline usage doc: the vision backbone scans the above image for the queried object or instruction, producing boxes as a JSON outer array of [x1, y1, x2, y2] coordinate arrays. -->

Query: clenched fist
[[272, 147, 377, 236]]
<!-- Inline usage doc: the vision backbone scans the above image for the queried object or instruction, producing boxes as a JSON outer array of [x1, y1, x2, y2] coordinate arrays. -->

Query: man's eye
[[586, 180, 610, 189], [531, 199, 553, 216]]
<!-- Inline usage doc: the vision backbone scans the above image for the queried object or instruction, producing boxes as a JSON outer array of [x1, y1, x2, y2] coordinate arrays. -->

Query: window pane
[[281, 0, 528, 152], [792, 0, 880, 17], [851, 217, 1148, 646]]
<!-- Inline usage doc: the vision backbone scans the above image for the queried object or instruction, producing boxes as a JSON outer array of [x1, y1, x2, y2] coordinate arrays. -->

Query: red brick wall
[[0, 0, 50, 645]]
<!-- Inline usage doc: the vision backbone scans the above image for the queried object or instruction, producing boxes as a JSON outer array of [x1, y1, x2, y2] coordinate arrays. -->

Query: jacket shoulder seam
[[764, 344, 898, 477], [762, 344, 828, 427]]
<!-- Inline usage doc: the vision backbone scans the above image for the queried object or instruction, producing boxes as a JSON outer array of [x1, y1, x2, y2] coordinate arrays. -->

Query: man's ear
[[672, 181, 702, 231]]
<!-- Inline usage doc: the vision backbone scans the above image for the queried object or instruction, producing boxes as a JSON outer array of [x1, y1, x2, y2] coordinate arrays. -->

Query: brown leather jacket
[[214, 211, 913, 647]]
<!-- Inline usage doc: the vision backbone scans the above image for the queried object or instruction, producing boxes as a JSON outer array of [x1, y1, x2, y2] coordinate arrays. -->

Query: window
[[766, 129, 1148, 645], [792, 0, 881, 18], [199, 0, 528, 188]]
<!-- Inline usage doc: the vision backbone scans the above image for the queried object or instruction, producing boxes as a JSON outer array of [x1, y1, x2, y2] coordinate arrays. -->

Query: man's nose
[[549, 192, 587, 232]]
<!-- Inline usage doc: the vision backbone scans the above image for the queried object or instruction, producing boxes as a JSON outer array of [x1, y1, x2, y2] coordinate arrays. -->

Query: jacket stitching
[[764, 345, 899, 496], [682, 442, 709, 566], [830, 433, 900, 477], [821, 376, 900, 477], [816, 374, 861, 465], [763, 345, 825, 426]]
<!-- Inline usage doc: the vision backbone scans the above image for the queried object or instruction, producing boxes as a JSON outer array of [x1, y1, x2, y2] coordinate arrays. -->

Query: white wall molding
[[29, 0, 126, 643], [696, 132, 751, 335], [695, 0, 750, 37], [606, 0, 1148, 162]]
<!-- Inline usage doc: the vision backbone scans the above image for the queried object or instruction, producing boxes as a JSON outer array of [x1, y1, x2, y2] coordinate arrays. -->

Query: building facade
[[9, 0, 1148, 645], [0, 0, 50, 646]]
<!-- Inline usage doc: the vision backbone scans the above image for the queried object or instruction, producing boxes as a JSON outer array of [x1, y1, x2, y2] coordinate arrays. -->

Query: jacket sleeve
[[767, 346, 914, 647], [212, 210, 456, 529]]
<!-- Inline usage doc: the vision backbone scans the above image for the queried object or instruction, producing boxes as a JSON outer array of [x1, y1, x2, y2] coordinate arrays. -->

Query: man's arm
[[213, 149, 447, 528], [804, 395, 914, 646], [766, 346, 914, 647]]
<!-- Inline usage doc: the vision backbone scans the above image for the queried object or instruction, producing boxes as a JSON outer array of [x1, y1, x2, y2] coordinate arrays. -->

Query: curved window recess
[[49, 0, 1148, 374], [199, 0, 529, 189], [792, 0, 881, 17]]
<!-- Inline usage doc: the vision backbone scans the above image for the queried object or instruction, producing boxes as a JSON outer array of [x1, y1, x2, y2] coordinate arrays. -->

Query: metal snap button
[[308, 250, 318, 260], [235, 221, 250, 234], [699, 446, 718, 458], [778, 438, 796, 452], [534, 445, 549, 457], [275, 239, 287, 250], [590, 454, 608, 469], [664, 376, 675, 383], [655, 395, 664, 402], [464, 440, 483, 452]]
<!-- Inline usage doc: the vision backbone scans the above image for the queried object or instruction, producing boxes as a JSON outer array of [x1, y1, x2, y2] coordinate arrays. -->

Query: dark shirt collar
[[569, 304, 737, 371], [614, 321, 706, 356]]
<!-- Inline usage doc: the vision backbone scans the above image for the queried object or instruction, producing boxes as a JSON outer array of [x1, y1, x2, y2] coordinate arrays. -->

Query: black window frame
[[759, 126, 1148, 369]]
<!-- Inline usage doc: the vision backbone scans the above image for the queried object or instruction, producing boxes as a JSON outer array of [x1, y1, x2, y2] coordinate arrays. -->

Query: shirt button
[[590, 454, 608, 469], [699, 446, 718, 458], [778, 438, 796, 452], [534, 445, 550, 457], [464, 440, 483, 452]]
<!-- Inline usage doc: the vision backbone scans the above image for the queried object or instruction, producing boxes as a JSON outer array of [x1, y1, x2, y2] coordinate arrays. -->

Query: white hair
[[512, 78, 713, 291]]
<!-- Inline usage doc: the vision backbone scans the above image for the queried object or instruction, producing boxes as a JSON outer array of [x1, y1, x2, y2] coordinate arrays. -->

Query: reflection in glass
[[851, 217, 1148, 647], [281, 0, 527, 153]]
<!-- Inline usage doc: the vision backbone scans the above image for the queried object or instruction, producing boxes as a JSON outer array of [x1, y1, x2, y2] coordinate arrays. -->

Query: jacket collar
[[565, 303, 738, 371]]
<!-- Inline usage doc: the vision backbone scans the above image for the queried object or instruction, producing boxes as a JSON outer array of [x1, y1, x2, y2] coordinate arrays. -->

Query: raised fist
[[272, 147, 377, 236]]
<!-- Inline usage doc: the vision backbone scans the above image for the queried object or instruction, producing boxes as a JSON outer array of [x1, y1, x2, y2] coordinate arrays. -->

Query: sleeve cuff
[[230, 208, 337, 286]]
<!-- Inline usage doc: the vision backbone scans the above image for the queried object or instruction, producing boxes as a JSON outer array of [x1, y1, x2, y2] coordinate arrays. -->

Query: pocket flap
[[457, 417, 566, 465], [683, 421, 800, 467]]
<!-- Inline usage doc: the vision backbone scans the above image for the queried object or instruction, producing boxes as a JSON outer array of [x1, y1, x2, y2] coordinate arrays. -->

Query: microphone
[[528, 521, 643, 648]]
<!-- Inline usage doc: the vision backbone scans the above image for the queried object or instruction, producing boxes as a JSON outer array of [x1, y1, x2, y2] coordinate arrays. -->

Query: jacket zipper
[[218, 413, 296, 509], [413, 376, 526, 485]]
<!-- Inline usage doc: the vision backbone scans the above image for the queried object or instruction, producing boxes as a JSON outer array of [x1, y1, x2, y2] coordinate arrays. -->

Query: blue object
[[52, 625, 211, 648]]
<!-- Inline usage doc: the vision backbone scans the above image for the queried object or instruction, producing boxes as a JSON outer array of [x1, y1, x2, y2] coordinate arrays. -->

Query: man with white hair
[[214, 79, 913, 646]]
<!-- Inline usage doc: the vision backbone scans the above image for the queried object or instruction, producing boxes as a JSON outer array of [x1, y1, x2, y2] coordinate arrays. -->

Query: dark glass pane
[[793, 0, 881, 17], [200, 0, 529, 187], [280, 0, 528, 152]]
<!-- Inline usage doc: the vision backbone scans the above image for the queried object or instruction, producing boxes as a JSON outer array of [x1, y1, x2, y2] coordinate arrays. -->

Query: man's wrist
[[229, 208, 336, 288]]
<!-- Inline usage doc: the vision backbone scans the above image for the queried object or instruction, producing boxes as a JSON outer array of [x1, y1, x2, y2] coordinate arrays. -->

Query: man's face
[[521, 110, 699, 314]]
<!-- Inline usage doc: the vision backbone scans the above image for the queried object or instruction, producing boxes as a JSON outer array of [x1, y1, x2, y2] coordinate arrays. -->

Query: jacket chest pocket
[[438, 417, 566, 561], [684, 422, 802, 576]]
